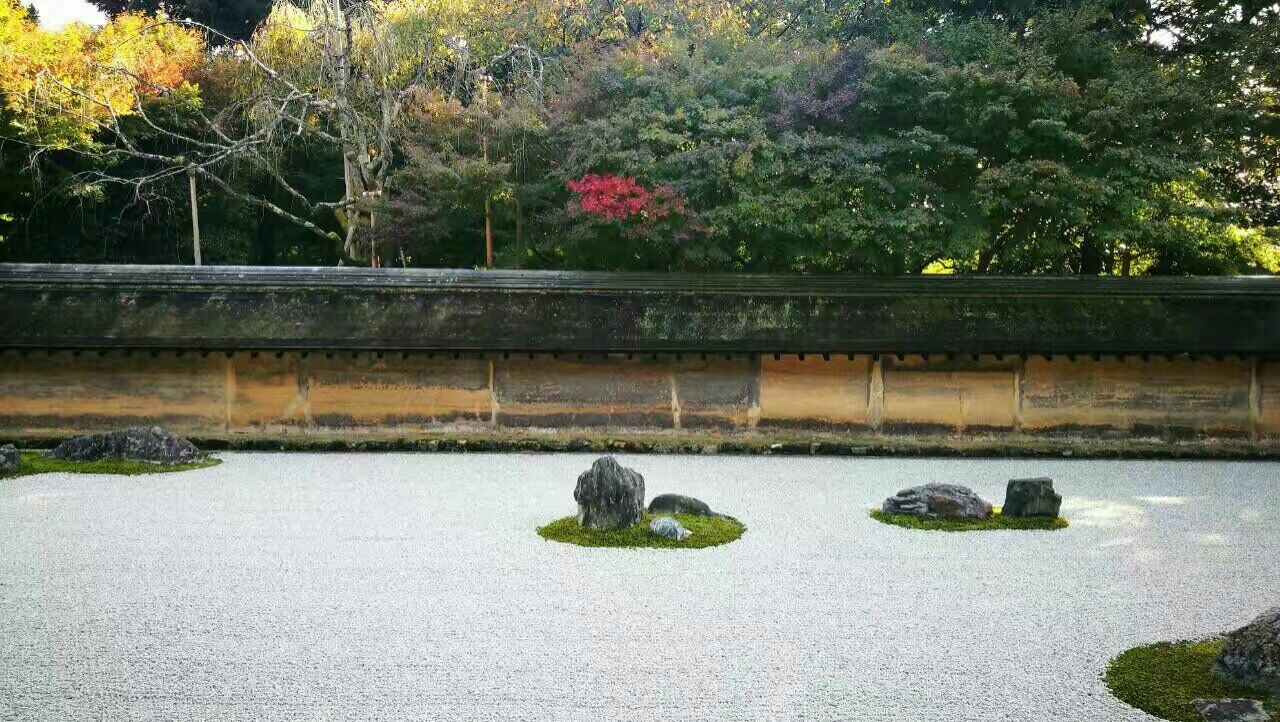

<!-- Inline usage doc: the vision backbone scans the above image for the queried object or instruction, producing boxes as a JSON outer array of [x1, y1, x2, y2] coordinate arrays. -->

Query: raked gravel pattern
[[2, 452, 1278, 721]]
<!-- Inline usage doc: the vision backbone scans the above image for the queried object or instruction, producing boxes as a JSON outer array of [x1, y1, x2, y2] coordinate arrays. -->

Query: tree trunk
[[515, 199, 524, 256], [188, 169, 202, 266], [484, 200, 494, 267], [1079, 237, 1104, 275], [976, 247, 994, 273]]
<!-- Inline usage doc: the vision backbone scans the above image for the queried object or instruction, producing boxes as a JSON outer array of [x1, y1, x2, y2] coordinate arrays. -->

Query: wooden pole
[[481, 75, 493, 268], [483, 178, 494, 267], [188, 168, 202, 266]]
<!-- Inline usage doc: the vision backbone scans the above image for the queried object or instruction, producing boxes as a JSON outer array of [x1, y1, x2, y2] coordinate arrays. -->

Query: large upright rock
[[881, 483, 993, 522], [44, 427, 202, 465], [574, 457, 645, 531], [1214, 607, 1280, 693], [0, 444, 19, 475], [1002, 477, 1063, 518]]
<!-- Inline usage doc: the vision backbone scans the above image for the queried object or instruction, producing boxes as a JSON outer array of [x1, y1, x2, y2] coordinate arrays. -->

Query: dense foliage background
[[0, 0, 1276, 274]]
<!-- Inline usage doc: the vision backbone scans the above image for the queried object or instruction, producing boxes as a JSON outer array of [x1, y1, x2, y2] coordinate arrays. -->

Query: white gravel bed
[[2, 452, 1277, 721]]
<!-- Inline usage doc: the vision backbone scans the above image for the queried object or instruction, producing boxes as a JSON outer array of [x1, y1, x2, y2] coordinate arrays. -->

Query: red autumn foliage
[[567, 173, 685, 222]]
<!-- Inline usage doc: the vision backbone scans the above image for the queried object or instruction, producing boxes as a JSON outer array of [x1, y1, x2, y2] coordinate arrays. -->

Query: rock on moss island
[[0, 444, 19, 475], [1215, 607, 1280, 693], [881, 483, 993, 522], [1191, 698, 1270, 721], [44, 427, 203, 466], [1003, 477, 1063, 518], [573, 456, 645, 531], [648, 493, 719, 518], [649, 516, 693, 541]]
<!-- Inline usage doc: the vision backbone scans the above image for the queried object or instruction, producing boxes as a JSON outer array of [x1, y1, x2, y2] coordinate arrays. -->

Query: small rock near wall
[[574, 456, 645, 531]]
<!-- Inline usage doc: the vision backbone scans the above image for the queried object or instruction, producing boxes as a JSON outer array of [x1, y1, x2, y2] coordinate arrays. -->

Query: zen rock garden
[[537, 456, 746, 548], [873, 477, 1068, 531], [5, 430, 1276, 722]]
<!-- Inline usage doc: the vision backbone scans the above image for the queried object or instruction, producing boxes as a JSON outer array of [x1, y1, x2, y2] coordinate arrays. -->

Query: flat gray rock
[[1003, 477, 1063, 518], [881, 483, 993, 521], [43, 427, 202, 465], [1215, 607, 1280, 692], [1191, 698, 1270, 722], [0, 444, 18, 475], [573, 456, 644, 531], [648, 493, 717, 517], [649, 516, 692, 541]]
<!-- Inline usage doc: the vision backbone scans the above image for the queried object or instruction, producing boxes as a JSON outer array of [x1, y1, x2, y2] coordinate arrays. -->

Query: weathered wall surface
[[4, 265, 1278, 452], [5, 265, 1280, 355], [1, 350, 1273, 444]]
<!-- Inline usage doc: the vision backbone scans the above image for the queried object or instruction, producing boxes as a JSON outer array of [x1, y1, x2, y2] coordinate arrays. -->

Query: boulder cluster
[[880, 477, 1062, 522], [572, 456, 728, 543]]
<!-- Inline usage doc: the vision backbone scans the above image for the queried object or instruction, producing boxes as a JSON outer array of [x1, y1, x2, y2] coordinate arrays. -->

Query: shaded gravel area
[[2, 453, 1278, 721]]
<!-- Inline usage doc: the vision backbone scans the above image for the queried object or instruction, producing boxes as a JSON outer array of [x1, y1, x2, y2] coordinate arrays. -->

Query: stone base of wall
[[2, 350, 1277, 457]]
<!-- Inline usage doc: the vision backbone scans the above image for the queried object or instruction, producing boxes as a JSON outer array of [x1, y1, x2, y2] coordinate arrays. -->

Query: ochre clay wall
[[1, 350, 1274, 443]]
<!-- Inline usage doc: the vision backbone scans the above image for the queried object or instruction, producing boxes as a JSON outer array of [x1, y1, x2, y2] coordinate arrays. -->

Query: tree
[[8, 0, 546, 265], [2, 0, 1275, 274], [89, 0, 273, 40]]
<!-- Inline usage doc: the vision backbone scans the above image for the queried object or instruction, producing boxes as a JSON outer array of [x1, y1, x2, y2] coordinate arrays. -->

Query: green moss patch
[[2, 451, 221, 479], [537, 512, 745, 549], [1105, 639, 1279, 721], [869, 508, 1068, 531]]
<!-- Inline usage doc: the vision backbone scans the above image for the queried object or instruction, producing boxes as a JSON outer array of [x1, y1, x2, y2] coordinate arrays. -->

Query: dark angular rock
[[1215, 608, 1280, 693], [43, 427, 203, 466], [649, 516, 692, 541], [1002, 477, 1063, 518], [881, 483, 993, 522], [648, 493, 718, 518], [1191, 699, 1270, 722], [0, 444, 19, 475], [573, 456, 644, 531]]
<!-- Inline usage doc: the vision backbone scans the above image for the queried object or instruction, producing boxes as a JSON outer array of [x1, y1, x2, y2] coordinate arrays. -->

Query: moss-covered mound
[[1105, 639, 1279, 721], [869, 508, 1068, 531], [2, 451, 221, 479], [537, 512, 745, 549]]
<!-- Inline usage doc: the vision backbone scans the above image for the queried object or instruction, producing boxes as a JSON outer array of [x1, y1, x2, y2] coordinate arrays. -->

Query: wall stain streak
[[1, 350, 1276, 443]]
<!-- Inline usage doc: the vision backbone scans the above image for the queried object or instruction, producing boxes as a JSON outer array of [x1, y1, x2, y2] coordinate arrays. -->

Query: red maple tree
[[567, 173, 684, 222]]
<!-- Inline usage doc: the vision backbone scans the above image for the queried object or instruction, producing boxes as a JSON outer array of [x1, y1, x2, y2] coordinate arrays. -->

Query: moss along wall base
[[2, 350, 1276, 450]]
